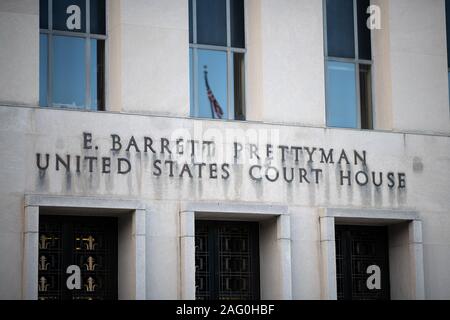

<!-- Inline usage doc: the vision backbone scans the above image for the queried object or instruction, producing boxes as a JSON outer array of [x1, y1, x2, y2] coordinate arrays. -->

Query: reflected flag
[[204, 66, 224, 119]]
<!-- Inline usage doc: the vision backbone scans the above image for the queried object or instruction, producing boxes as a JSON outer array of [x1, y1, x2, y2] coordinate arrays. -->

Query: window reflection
[[197, 50, 228, 119], [52, 36, 86, 108], [325, 0, 373, 129], [189, 48, 194, 117], [189, 0, 246, 120], [326, 61, 358, 128], [39, 0, 106, 110]]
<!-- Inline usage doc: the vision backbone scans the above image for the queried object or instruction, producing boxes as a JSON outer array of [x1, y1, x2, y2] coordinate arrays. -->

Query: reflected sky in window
[[326, 61, 358, 128], [197, 49, 228, 119], [189, 48, 194, 116], [52, 36, 86, 108], [90, 39, 97, 110]]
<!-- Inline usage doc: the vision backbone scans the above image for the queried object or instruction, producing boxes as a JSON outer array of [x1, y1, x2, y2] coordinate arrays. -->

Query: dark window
[[52, 0, 86, 33], [325, 0, 373, 129], [233, 52, 246, 120], [196, 0, 227, 46], [189, 0, 193, 43], [195, 221, 260, 300], [326, 0, 355, 59], [90, 0, 106, 35], [446, 0, 450, 68], [39, 0, 48, 29], [357, 0, 372, 60], [189, 0, 246, 120], [38, 216, 118, 300], [446, 0, 450, 106], [39, 0, 106, 110], [335, 225, 390, 300], [230, 0, 245, 49], [359, 64, 373, 129]]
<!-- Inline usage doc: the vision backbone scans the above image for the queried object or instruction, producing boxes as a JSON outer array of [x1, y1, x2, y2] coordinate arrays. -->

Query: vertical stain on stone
[[335, 163, 342, 200], [151, 154, 162, 200], [307, 162, 316, 206], [198, 176, 204, 200], [233, 164, 244, 201], [397, 188, 407, 207], [374, 187, 383, 207], [37, 170, 49, 191], [359, 165, 372, 207], [65, 172, 72, 192], [105, 168, 114, 193], [135, 153, 143, 196], [252, 166, 264, 201], [345, 164, 353, 205], [388, 188, 395, 207], [286, 178, 293, 204]]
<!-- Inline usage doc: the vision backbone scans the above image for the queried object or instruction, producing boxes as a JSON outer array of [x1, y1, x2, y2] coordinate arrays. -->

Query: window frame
[[446, 0, 450, 111], [40, 0, 107, 110], [323, 0, 374, 130], [189, 0, 247, 120]]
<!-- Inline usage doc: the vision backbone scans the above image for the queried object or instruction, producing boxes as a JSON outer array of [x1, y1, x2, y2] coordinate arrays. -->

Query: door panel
[[38, 216, 118, 300], [335, 225, 390, 300], [195, 221, 260, 300]]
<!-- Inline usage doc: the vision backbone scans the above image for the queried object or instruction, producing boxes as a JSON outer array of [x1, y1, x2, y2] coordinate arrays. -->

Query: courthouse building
[[1, 0, 450, 300]]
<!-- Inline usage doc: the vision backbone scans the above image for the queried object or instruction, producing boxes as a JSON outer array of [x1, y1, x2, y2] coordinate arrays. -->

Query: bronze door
[[195, 221, 260, 300], [335, 225, 390, 300], [38, 216, 118, 300]]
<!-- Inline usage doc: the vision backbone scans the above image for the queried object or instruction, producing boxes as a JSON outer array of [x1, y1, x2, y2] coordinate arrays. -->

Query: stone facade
[[0, 0, 449, 300]]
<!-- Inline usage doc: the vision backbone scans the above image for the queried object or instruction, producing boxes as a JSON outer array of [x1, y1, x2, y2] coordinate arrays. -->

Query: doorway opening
[[195, 220, 260, 300]]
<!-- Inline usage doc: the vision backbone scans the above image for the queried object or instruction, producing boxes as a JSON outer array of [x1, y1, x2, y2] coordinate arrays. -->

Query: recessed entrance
[[335, 225, 390, 300], [195, 221, 260, 300], [38, 215, 118, 300]]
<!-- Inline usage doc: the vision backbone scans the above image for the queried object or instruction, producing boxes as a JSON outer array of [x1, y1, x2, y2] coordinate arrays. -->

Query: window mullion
[[323, 0, 328, 58], [226, 0, 232, 119], [193, 48, 199, 118], [355, 63, 361, 129], [85, 0, 91, 109], [353, 0, 361, 128], [227, 49, 233, 120], [353, 0, 359, 60], [226, 0, 231, 47], [192, 0, 198, 116], [193, 0, 197, 44], [48, 0, 53, 107]]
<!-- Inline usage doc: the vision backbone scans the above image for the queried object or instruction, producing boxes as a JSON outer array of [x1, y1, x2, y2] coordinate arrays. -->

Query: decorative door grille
[[195, 221, 260, 300], [38, 216, 118, 300], [335, 225, 390, 300]]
